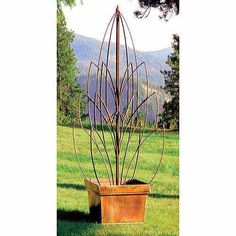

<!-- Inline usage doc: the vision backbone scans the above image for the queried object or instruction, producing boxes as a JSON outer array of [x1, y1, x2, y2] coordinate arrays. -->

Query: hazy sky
[[63, 0, 179, 51]]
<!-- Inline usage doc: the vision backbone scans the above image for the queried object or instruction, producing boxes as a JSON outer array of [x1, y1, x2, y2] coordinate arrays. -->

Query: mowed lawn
[[57, 125, 179, 236]]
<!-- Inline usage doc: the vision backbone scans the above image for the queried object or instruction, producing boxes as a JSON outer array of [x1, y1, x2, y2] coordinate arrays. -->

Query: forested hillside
[[72, 34, 172, 122]]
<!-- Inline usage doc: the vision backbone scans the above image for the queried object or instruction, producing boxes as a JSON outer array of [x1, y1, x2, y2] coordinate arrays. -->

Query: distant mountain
[[72, 34, 172, 121], [144, 48, 173, 60], [72, 34, 172, 86]]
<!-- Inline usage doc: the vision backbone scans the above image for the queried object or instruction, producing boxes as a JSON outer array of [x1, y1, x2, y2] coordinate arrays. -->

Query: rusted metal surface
[[115, 6, 121, 185], [72, 6, 165, 186], [85, 178, 150, 224]]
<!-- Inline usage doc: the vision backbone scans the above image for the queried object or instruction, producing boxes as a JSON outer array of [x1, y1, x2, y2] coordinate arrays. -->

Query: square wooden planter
[[84, 178, 150, 224]]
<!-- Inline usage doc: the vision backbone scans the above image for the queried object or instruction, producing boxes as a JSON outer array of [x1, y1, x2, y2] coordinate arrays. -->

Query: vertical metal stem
[[115, 6, 120, 185]]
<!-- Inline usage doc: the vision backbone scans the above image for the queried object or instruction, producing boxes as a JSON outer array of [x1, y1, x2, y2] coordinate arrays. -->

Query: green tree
[[159, 34, 179, 129], [134, 0, 179, 21], [57, 0, 84, 125]]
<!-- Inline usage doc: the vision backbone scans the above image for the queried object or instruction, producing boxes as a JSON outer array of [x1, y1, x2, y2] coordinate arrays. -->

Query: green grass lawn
[[57, 125, 179, 236]]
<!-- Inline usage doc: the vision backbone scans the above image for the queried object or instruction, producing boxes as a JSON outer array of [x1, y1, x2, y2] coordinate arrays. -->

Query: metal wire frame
[[72, 95, 112, 185], [72, 6, 165, 185], [122, 61, 150, 182]]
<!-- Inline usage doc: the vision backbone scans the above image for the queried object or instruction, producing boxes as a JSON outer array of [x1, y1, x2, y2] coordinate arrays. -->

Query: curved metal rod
[[75, 98, 112, 185], [84, 92, 114, 131], [120, 62, 132, 95], [104, 15, 116, 107], [95, 67, 116, 144], [120, 15, 140, 160], [119, 92, 155, 183], [148, 126, 166, 184], [87, 62, 115, 128], [130, 61, 150, 180], [119, 89, 153, 146], [123, 130, 155, 184], [120, 14, 139, 119], [89, 61, 116, 99], [120, 16, 130, 107], [111, 111, 125, 125], [84, 80, 101, 185], [123, 63, 135, 154], [84, 90, 115, 185], [96, 13, 116, 108], [80, 116, 111, 185], [95, 93, 116, 144], [119, 62, 141, 147], [120, 62, 134, 102], [101, 61, 116, 98], [119, 89, 139, 171], [119, 90, 138, 143], [120, 14, 138, 91], [120, 119, 141, 184], [96, 93, 115, 184], [95, 94, 113, 129], [87, 63, 92, 129], [97, 13, 116, 69], [84, 92, 117, 164], [119, 63, 135, 125], [72, 120, 88, 180], [121, 91, 156, 136], [91, 126, 112, 185], [93, 90, 98, 128], [120, 63, 135, 137], [89, 128, 100, 185], [87, 61, 115, 128], [120, 62, 146, 96], [155, 92, 160, 130]]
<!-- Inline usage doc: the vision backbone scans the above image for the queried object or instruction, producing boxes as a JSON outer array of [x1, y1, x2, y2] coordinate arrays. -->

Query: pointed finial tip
[[116, 5, 119, 12]]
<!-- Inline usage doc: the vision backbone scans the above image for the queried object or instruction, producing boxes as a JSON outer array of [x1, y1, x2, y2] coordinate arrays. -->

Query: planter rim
[[84, 178, 150, 196]]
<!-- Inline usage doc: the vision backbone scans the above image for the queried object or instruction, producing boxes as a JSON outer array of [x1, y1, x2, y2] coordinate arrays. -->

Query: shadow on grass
[[149, 193, 179, 199], [57, 210, 100, 236], [57, 183, 86, 191], [57, 209, 95, 222]]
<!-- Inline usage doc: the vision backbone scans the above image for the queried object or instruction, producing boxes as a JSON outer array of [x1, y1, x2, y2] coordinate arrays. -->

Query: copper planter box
[[84, 178, 150, 224]]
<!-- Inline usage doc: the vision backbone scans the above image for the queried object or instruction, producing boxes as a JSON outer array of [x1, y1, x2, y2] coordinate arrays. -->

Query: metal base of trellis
[[85, 178, 150, 224]]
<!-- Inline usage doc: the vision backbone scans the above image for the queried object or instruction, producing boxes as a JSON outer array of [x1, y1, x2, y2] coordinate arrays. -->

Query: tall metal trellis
[[73, 6, 165, 186]]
